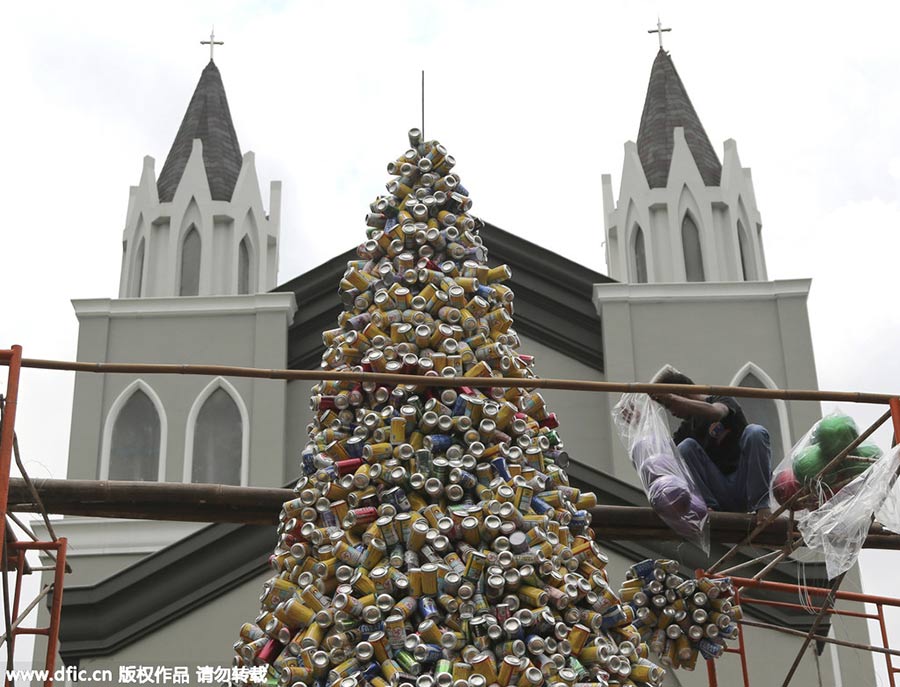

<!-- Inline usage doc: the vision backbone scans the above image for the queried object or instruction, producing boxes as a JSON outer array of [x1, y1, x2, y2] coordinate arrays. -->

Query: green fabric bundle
[[814, 414, 859, 459], [793, 444, 828, 483]]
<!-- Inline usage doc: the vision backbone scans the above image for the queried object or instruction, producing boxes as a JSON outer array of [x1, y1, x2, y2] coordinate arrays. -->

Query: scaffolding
[[0, 346, 69, 687], [2, 347, 900, 685], [705, 575, 900, 687]]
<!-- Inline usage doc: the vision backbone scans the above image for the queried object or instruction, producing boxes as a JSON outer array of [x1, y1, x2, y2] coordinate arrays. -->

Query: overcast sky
[[3, 1, 900, 680]]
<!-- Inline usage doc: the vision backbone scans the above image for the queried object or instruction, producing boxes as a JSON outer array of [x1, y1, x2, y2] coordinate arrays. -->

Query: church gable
[[275, 221, 613, 372]]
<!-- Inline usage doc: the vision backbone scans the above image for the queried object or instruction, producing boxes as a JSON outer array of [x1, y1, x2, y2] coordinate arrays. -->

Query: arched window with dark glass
[[180, 226, 201, 296], [192, 387, 242, 485], [109, 389, 160, 481], [738, 220, 755, 281], [238, 236, 251, 295], [681, 215, 705, 282], [633, 225, 648, 284], [133, 238, 146, 297], [736, 369, 785, 466]]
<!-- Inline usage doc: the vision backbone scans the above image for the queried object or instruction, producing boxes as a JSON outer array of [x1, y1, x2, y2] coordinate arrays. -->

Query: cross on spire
[[201, 27, 223, 62], [648, 17, 671, 50]]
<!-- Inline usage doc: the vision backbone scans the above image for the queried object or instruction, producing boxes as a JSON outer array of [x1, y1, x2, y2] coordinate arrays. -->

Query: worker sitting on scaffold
[[651, 366, 772, 519]]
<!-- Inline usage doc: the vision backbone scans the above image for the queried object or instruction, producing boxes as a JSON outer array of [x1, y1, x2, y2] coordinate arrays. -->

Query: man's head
[[653, 368, 695, 386], [651, 366, 705, 404]]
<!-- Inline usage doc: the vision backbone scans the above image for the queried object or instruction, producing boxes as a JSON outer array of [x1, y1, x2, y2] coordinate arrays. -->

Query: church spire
[[636, 49, 722, 188], [156, 60, 243, 202], [602, 45, 766, 283]]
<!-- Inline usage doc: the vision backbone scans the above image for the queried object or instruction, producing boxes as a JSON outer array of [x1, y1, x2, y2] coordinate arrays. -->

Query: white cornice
[[73, 293, 298, 324], [31, 517, 206, 557], [593, 279, 811, 306]]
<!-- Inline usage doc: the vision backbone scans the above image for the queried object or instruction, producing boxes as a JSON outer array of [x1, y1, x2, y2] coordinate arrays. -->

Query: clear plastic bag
[[770, 409, 882, 513], [797, 442, 900, 579], [875, 478, 900, 535], [613, 393, 709, 551]]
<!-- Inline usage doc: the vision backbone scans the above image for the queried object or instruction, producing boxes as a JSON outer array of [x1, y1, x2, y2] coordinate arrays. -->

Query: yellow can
[[408, 569, 423, 597], [518, 666, 543, 687], [568, 623, 591, 655], [302, 621, 324, 648], [518, 585, 548, 607], [369, 631, 390, 663], [497, 656, 519, 687], [381, 659, 401, 681], [452, 661, 473, 681], [262, 578, 298, 610], [421, 563, 439, 595], [471, 653, 498, 684], [390, 417, 407, 445]]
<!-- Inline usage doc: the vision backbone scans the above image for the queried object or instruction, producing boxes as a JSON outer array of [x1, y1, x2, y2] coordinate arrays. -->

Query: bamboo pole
[[8, 479, 900, 549], [8, 357, 898, 405], [753, 538, 805, 581], [718, 549, 786, 577]]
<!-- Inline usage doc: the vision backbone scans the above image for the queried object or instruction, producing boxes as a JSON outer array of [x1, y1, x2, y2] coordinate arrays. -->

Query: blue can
[[426, 434, 453, 454], [414, 643, 443, 663], [301, 448, 317, 475], [319, 509, 338, 528], [491, 456, 511, 481], [453, 469, 478, 490], [319, 464, 339, 482], [346, 436, 365, 459], [699, 638, 724, 659], [418, 596, 440, 619], [569, 509, 589, 532], [530, 496, 553, 515], [359, 622, 384, 637], [600, 607, 627, 630], [361, 661, 382, 680], [382, 486, 412, 512], [452, 395, 467, 417], [475, 285, 493, 300], [631, 559, 656, 581]]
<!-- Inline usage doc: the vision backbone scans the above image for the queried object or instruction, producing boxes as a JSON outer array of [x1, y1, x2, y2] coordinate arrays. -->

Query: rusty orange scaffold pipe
[[0, 346, 22, 565]]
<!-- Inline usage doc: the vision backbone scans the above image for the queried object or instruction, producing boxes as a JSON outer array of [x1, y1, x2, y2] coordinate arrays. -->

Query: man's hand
[[652, 393, 729, 422], [650, 392, 673, 407], [666, 394, 694, 418], [620, 401, 642, 425]]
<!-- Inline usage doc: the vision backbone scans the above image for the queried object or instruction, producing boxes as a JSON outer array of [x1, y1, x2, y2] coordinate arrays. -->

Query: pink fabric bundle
[[614, 393, 710, 550]]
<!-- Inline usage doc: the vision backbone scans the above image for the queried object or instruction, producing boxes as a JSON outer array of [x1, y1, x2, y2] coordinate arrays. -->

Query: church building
[[32, 43, 874, 687]]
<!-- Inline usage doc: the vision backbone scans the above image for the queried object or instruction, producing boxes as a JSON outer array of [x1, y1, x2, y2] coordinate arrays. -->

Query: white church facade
[[32, 48, 874, 686]]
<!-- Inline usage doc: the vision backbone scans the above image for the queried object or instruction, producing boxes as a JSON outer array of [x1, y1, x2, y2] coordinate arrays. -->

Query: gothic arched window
[[238, 236, 251, 295], [681, 215, 705, 282], [738, 220, 755, 281], [633, 225, 648, 284], [109, 388, 160, 481], [180, 226, 201, 296], [732, 365, 789, 466], [191, 386, 243, 485], [133, 237, 145, 297]]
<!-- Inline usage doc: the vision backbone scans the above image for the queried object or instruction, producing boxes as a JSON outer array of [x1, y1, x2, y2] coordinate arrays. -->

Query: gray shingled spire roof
[[636, 49, 722, 188], [156, 60, 243, 203]]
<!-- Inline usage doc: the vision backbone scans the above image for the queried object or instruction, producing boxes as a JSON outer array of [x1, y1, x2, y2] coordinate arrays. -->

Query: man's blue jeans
[[677, 424, 771, 512]]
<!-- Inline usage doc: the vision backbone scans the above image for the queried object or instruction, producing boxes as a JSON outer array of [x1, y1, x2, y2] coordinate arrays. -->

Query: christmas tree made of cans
[[233, 131, 738, 687]]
